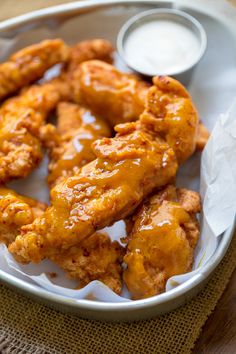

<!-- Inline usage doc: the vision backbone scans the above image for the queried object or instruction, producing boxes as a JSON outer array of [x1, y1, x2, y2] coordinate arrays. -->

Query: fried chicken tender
[[9, 76, 199, 264], [0, 39, 69, 100], [47, 102, 111, 187], [141, 76, 199, 163], [72, 60, 150, 125], [71, 60, 210, 152], [51, 232, 124, 294], [10, 126, 177, 263], [0, 186, 46, 245], [68, 39, 114, 72], [0, 78, 70, 183], [123, 185, 201, 300], [45, 102, 120, 292], [196, 121, 210, 150]]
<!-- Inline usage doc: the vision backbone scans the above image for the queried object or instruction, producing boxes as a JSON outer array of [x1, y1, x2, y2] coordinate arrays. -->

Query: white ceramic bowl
[[117, 8, 207, 83]]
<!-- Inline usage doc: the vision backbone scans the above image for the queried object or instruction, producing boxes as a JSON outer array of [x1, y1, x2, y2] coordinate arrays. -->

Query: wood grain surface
[[0, 0, 73, 21], [0, 0, 234, 22], [193, 268, 236, 353]]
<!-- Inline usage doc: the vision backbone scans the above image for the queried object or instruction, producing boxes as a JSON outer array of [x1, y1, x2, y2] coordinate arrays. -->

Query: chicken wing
[[9, 76, 199, 264], [0, 186, 46, 245], [123, 185, 201, 300], [0, 39, 69, 100], [71, 60, 150, 126], [47, 102, 111, 187], [0, 78, 70, 183], [51, 232, 124, 294]]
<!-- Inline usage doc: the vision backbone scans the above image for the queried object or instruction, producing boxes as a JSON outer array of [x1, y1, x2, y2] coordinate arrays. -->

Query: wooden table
[[193, 268, 236, 353]]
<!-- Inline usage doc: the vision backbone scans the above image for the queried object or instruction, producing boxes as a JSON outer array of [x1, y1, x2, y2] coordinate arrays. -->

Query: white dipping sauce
[[124, 20, 201, 75]]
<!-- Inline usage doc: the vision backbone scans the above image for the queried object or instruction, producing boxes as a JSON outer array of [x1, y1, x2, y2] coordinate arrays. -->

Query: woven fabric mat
[[0, 232, 235, 354], [0, 1, 236, 353]]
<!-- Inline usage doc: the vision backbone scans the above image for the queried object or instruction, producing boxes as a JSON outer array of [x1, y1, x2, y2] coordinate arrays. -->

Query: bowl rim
[[117, 7, 207, 76], [0, 0, 235, 312], [0, 0, 235, 36], [0, 224, 234, 311]]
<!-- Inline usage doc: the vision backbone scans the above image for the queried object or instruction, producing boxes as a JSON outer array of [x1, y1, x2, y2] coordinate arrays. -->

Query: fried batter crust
[[71, 60, 209, 152], [68, 39, 114, 72], [0, 39, 69, 100], [196, 121, 210, 150], [141, 76, 199, 163], [9, 76, 199, 264], [123, 185, 201, 300], [71, 60, 150, 126], [51, 232, 124, 294], [0, 78, 70, 183], [45, 99, 119, 292], [10, 126, 177, 263], [0, 187, 46, 245], [47, 102, 111, 187], [44, 99, 120, 293]]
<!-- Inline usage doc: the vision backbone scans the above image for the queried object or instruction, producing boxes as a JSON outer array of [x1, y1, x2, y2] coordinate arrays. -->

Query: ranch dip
[[124, 20, 201, 75]]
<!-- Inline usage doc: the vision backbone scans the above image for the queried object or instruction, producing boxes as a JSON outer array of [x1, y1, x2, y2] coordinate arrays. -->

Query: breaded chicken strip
[[47, 102, 111, 187], [44, 101, 120, 292], [141, 76, 199, 163], [0, 78, 70, 183], [0, 39, 69, 100], [71, 60, 209, 148], [196, 121, 210, 150], [10, 125, 177, 263], [68, 39, 114, 72], [72, 60, 150, 126], [9, 76, 198, 264], [51, 232, 124, 294], [0, 186, 46, 245], [123, 185, 201, 300]]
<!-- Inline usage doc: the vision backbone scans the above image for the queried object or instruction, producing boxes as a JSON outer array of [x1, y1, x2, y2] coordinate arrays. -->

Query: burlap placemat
[[0, 232, 235, 354]]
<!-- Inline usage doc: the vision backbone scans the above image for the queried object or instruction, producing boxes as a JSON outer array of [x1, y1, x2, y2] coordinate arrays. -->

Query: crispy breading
[[9, 76, 199, 264], [0, 78, 70, 183], [141, 76, 199, 163], [68, 39, 114, 71], [71, 60, 209, 152], [44, 101, 119, 293], [123, 185, 201, 300], [0, 186, 46, 245], [71, 60, 150, 126], [0, 39, 69, 100], [9, 126, 177, 263], [196, 121, 210, 150], [47, 102, 111, 187], [51, 232, 124, 294]]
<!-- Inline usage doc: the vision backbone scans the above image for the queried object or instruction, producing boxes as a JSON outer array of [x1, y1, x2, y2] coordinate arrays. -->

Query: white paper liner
[[167, 98, 236, 291], [0, 5, 236, 302]]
